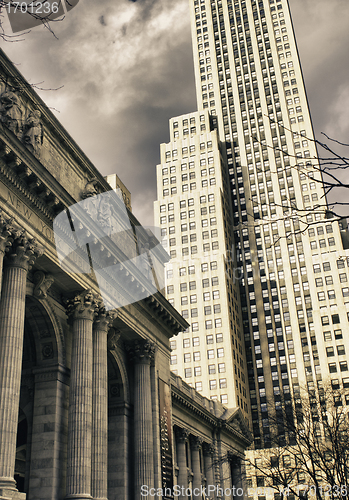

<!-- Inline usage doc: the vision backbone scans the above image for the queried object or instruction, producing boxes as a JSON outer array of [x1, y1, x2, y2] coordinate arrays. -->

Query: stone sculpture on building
[[0, 90, 22, 136], [22, 110, 43, 156]]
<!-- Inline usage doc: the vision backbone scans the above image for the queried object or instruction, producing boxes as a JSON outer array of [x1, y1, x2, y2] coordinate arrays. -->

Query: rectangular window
[[323, 331, 332, 341], [207, 349, 214, 359], [329, 363, 337, 373], [337, 345, 346, 356], [326, 347, 335, 357]]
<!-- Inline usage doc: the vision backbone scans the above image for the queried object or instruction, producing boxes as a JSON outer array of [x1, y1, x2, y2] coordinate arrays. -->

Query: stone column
[[175, 428, 190, 500], [65, 290, 99, 500], [91, 308, 115, 500], [0, 234, 43, 495], [128, 339, 156, 500], [203, 444, 216, 500], [191, 436, 203, 498]]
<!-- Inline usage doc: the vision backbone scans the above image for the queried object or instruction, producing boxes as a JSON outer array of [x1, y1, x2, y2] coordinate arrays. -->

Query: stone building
[[0, 49, 250, 500]]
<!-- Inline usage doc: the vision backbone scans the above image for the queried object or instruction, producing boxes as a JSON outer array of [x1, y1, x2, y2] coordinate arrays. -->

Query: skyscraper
[[155, 0, 349, 452]]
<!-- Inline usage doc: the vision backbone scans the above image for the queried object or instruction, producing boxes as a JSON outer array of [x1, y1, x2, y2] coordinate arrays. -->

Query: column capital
[[190, 435, 204, 450], [0, 211, 15, 254], [94, 306, 116, 332], [228, 453, 242, 466], [126, 338, 155, 364], [175, 427, 190, 443], [202, 443, 215, 456], [65, 289, 99, 322], [4, 232, 44, 271]]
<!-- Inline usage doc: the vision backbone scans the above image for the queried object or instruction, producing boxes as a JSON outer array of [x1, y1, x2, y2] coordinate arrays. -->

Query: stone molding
[[32, 364, 70, 385]]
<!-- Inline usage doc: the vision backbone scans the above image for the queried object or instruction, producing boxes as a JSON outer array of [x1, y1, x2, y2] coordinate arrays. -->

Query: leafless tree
[[244, 382, 349, 500], [0, 0, 74, 41]]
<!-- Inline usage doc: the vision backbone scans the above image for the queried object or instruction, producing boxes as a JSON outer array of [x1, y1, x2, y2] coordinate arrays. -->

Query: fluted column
[[91, 309, 115, 500], [0, 233, 43, 493], [191, 436, 203, 497], [128, 339, 156, 500], [65, 290, 99, 500], [175, 428, 190, 500], [203, 444, 216, 500]]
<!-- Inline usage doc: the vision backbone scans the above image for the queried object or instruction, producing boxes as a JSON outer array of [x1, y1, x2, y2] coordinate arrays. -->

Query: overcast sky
[[1, 0, 349, 226]]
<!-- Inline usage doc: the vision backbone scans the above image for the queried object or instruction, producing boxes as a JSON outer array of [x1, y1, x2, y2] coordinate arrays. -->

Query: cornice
[[171, 383, 252, 447], [0, 132, 68, 221], [144, 292, 189, 336], [171, 386, 218, 427]]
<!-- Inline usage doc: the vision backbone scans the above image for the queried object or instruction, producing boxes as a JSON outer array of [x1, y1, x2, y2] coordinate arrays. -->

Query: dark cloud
[[1, 0, 348, 223]]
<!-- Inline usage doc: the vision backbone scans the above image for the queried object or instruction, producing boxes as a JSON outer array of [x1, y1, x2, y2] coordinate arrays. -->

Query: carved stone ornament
[[0, 210, 15, 254], [5, 231, 44, 271], [107, 327, 121, 351], [64, 289, 99, 322], [175, 427, 190, 442], [0, 90, 22, 136], [22, 109, 43, 156], [202, 443, 215, 456], [81, 178, 99, 200], [33, 270, 54, 299], [94, 306, 116, 332], [126, 338, 156, 364], [190, 435, 204, 450]]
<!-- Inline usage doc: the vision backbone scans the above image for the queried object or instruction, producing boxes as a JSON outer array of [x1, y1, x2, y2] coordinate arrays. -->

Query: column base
[[0, 490, 26, 500]]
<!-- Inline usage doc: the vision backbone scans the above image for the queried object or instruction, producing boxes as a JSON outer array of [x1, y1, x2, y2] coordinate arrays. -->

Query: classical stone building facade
[[0, 50, 250, 500]]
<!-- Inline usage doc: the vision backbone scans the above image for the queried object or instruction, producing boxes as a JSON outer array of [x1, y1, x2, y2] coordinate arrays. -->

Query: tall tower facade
[[155, 0, 349, 451], [154, 110, 250, 419]]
